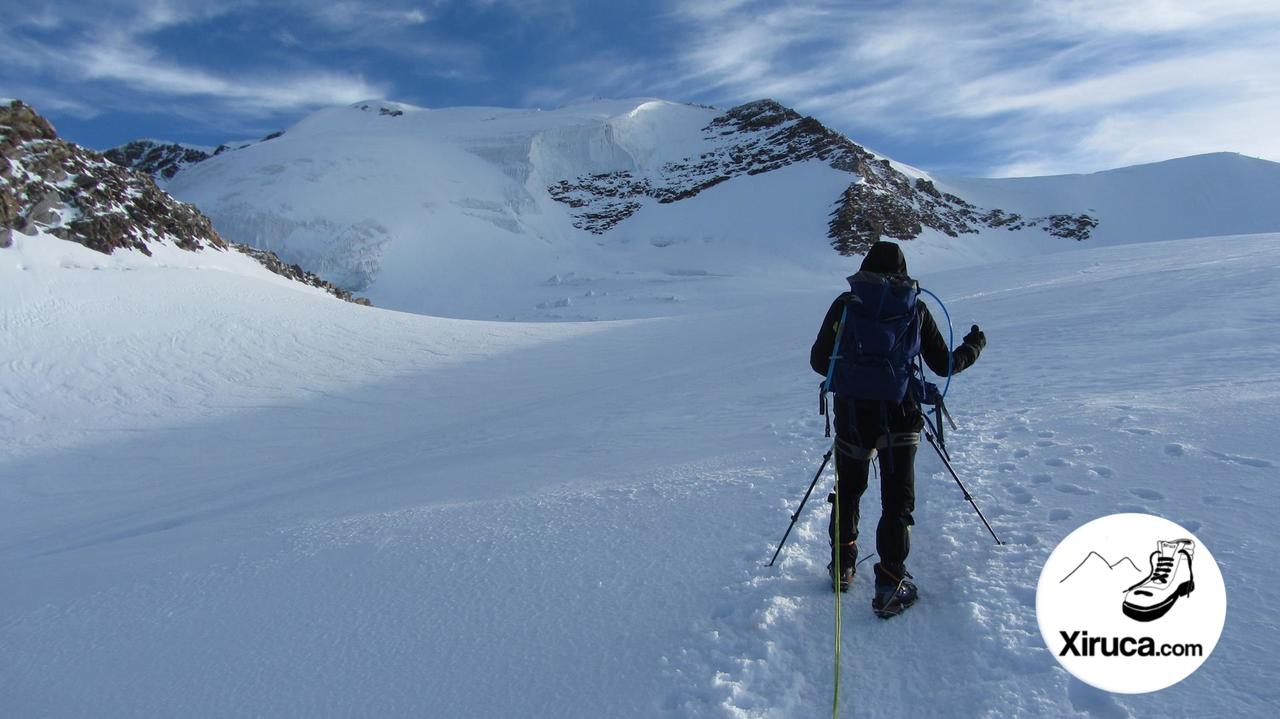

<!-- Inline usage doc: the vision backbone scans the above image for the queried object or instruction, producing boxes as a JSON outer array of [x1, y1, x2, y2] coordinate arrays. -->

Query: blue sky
[[3, 0, 1278, 176]]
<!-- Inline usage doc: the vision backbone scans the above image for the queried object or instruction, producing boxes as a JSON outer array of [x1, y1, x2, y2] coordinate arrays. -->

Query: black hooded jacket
[[810, 241, 980, 434]]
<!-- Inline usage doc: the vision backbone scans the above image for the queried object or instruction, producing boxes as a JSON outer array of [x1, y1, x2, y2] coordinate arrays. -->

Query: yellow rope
[[832, 457, 843, 719]]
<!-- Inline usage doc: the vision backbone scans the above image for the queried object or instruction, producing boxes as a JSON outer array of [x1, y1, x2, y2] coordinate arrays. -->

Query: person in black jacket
[[810, 241, 986, 613]]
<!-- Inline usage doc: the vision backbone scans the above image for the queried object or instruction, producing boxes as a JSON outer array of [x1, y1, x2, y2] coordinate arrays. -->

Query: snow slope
[[161, 98, 1280, 320], [2, 231, 1277, 717]]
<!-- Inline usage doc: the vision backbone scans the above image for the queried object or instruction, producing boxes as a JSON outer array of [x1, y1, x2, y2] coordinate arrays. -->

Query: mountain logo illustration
[[1058, 551, 1143, 584]]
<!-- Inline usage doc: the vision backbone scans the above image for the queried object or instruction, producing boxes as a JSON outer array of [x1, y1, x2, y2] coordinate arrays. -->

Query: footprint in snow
[[1123, 427, 1157, 436], [1054, 483, 1094, 495], [1005, 485, 1035, 505], [993, 431, 1009, 439], [1037, 430, 1055, 438], [1067, 676, 1128, 718], [1045, 457, 1071, 467], [1129, 488, 1165, 501], [1164, 443, 1187, 457], [1035, 439, 1057, 448], [1117, 504, 1150, 514], [998, 462, 1018, 472], [1180, 519, 1203, 532], [1013, 448, 1030, 458], [1087, 466, 1114, 478], [1048, 508, 1073, 521], [1075, 444, 1096, 454], [1031, 473, 1053, 484]]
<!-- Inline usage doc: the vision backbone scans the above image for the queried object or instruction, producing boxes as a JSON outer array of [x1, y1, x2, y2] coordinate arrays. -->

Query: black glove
[[963, 324, 986, 350]]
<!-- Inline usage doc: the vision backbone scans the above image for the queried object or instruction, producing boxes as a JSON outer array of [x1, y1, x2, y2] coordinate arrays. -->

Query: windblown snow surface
[[2, 229, 1278, 718]]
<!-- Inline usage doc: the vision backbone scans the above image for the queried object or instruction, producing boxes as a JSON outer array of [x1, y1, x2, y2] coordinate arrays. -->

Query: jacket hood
[[858, 240, 908, 274]]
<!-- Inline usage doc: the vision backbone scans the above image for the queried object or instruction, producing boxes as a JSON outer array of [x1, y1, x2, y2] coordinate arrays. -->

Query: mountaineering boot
[[872, 562, 918, 619], [828, 541, 857, 592], [1123, 539, 1195, 622]]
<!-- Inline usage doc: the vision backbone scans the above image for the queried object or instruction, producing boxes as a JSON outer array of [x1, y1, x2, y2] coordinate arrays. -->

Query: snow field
[[2, 232, 1278, 717]]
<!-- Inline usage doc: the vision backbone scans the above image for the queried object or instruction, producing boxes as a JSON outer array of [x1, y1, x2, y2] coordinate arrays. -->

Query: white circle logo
[[1036, 513, 1226, 694]]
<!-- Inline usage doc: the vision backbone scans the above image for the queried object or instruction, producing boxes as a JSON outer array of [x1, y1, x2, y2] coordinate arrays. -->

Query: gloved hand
[[963, 324, 986, 350]]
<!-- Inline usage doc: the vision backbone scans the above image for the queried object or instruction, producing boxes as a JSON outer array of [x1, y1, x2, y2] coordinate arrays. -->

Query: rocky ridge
[[0, 100, 368, 304], [548, 99, 1097, 254], [103, 140, 213, 181]]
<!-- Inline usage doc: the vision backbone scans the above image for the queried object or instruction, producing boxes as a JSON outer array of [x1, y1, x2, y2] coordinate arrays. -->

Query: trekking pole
[[767, 446, 834, 566], [921, 420, 1003, 545]]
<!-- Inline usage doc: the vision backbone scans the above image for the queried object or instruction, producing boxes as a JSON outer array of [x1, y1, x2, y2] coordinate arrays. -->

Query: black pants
[[828, 444, 917, 569], [828, 398, 920, 569]]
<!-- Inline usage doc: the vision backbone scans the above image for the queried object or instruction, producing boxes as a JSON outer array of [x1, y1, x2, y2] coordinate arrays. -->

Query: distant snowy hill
[[936, 152, 1280, 264], [113, 97, 1280, 319]]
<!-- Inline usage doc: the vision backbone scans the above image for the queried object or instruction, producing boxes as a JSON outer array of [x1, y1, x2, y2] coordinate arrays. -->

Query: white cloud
[[665, 0, 1280, 175]]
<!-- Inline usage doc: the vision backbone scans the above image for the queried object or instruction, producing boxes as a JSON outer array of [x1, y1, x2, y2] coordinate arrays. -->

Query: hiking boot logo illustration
[[1038, 514, 1226, 694], [1122, 539, 1195, 623]]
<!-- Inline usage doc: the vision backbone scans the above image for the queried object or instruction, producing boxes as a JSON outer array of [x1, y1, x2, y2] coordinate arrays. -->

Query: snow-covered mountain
[[114, 97, 1280, 319], [1, 101, 367, 304]]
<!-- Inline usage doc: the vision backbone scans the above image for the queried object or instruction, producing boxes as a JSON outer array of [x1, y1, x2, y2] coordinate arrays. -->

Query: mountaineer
[[810, 240, 986, 617]]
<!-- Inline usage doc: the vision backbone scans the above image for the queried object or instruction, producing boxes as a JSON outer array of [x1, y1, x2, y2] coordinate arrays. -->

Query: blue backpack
[[823, 271, 923, 403]]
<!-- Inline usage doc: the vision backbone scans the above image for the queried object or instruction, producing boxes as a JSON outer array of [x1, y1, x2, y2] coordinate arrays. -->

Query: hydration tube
[[919, 287, 954, 399], [823, 305, 849, 392]]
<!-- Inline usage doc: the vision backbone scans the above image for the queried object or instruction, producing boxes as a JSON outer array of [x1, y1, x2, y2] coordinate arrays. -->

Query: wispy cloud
[[662, 0, 1280, 175], [0, 0, 391, 119], [303, 1, 433, 31], [75, 41, 388, 110]]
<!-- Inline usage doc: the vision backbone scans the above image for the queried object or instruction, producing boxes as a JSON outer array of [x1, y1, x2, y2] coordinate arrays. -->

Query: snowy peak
[[350, 100, 407, 117]]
